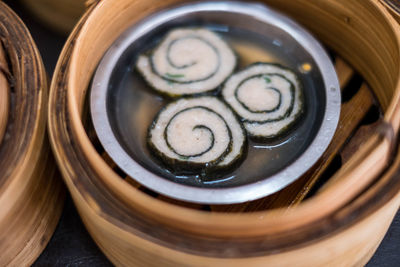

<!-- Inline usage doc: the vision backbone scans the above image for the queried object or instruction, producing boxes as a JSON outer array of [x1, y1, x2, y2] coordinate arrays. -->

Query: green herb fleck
[[264, 76, 271, 83], [166, 73, 185, 79]]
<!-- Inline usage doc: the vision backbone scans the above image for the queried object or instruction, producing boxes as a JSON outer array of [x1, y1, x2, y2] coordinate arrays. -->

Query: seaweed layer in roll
[[148, 96, 246, 175], [137, 28, 237, 97], [222, 63, 304, 139]]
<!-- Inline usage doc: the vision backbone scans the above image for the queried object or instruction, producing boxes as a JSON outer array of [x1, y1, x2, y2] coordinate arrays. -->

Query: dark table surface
[[5, 1, 400, 266]]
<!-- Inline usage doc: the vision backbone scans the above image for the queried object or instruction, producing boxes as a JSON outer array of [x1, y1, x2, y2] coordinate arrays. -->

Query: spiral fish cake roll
[[148, 96, 246, 174], [137, 28, 237, 96], [222, 63, 304, 139]]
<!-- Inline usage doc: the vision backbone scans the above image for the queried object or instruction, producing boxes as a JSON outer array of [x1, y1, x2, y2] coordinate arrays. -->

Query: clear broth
[[107, 24, 326, 188]]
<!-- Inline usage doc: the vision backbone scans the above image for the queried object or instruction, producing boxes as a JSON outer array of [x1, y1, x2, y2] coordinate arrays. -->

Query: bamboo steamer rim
[[0, 2, 64, 266], [0, 2, 47, 194], [49, 0, 400, 238]]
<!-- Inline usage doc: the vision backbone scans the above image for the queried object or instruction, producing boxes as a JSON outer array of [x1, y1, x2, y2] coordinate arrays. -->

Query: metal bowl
[[90, 1, 341, 204]]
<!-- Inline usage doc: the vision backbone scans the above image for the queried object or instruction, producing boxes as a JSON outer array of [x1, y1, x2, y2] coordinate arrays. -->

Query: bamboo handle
[[0, 41, 9, 144]]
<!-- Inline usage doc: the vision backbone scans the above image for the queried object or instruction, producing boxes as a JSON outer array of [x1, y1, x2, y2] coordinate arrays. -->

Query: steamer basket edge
[[68, 0, 400, 233], [0, 2, 65, 266]]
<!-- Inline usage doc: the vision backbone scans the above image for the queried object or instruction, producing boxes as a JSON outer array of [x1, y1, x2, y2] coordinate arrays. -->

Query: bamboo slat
[[48, 0, 400, 266], [336, 58, 355, 88], [0, 2, 64, 266]]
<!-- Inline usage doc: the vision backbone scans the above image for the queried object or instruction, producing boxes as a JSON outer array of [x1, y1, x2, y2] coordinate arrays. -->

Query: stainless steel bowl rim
[[91, 1, 341, 204]]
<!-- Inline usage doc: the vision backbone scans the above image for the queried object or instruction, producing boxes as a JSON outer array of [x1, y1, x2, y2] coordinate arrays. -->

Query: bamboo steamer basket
[[0, 2, 64, 266], [48, 0, 400, 266], [19, 0, 86, 34]]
